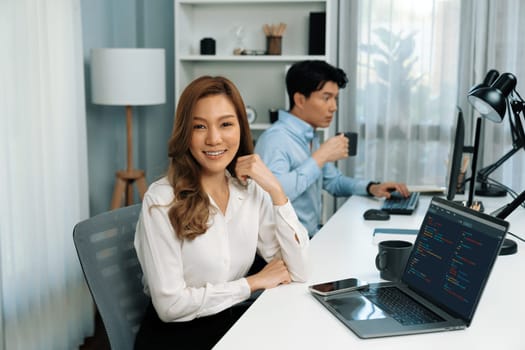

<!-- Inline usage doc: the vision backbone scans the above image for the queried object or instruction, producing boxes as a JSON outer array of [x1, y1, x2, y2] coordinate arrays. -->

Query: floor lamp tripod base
[[111, 169, 148, 210]]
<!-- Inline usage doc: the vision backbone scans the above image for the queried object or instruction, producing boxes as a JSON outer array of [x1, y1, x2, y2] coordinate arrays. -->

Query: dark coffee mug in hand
[[375, 240, 413, 281], [337, 132, 358, 156], [269, 108, 279, 123]]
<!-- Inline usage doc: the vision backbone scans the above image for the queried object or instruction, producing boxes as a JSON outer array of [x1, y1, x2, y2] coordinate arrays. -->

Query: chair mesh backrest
[[73, 204, 149, 350]]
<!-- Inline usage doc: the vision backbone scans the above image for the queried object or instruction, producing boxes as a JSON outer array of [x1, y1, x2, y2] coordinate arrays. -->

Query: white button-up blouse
[[134, 174, 309, 322]]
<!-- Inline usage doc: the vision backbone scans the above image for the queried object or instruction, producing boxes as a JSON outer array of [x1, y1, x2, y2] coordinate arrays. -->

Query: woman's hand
[[245, 258, 291, 292], [235, 154, 287, 205]]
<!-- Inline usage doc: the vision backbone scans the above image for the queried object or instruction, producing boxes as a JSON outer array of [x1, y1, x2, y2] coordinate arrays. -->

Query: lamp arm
[[476, 147, 521, 182], [494, 190, 525, 219], [510, 100, 525, 150]]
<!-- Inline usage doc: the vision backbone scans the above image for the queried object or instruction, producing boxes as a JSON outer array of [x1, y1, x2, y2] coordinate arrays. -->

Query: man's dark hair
[[285, 60, 348, 109]]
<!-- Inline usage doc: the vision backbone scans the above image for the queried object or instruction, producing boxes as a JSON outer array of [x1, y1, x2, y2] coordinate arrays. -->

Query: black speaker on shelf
[[200, 38, 216, 55], [309, 12, 326, 55]]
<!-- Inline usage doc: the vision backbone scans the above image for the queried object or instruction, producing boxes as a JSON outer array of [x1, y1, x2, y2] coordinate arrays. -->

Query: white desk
[[214, 195, 525, 350]]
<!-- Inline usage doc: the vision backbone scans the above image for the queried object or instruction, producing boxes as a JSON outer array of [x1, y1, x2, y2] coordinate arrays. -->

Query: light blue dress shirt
[[255, 110, 370, 237]]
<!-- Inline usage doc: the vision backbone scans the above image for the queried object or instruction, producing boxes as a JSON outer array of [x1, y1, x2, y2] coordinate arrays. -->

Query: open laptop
[[311, 196, 509, 338]]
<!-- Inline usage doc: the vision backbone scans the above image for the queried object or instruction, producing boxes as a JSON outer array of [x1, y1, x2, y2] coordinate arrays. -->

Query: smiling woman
[[189, 95, 241, 181], [133, 76, 309, 349], [189, 95, 241, 214]]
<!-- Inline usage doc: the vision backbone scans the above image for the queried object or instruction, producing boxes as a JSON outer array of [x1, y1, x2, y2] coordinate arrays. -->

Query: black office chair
[[73, 203, 149, 350]]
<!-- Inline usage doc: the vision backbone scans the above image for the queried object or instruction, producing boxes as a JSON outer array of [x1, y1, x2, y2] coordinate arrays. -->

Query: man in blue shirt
[[255, 60, 409, 237]]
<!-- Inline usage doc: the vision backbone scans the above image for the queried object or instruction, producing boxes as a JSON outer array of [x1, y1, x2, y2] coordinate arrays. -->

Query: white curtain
[[464, 0, 525, 195], [1, 1, 93, 349], [338, 0, 462, 187], [338, 0, 525, 196]]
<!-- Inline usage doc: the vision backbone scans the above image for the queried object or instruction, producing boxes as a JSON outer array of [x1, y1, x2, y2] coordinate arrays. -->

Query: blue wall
[[81, 0, 174, 215]]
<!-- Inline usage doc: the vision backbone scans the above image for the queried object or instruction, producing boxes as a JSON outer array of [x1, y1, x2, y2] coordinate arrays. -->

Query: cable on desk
[[487, 178, 520, 198], [474, 177, 525, 210], [507, 232, 525, 243]]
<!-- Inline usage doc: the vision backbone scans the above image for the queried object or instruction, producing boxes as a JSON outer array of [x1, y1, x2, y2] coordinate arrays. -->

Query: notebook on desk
[[312, 197, 509, 338]]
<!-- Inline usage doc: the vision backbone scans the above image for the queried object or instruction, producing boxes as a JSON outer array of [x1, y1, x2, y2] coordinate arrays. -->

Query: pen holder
[[456, 171, 466, 194], [267, 36, 282, 55]]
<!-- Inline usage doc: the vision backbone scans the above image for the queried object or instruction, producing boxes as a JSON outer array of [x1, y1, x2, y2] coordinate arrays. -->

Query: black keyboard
[[381, 192, 420, 215], [361, 287, 443, 326]]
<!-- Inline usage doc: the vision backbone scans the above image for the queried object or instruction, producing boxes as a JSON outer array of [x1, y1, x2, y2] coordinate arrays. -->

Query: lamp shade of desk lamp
[[468, 69, 500, 94], [468, 72, 516, 123], [90, 48, 166, 209]]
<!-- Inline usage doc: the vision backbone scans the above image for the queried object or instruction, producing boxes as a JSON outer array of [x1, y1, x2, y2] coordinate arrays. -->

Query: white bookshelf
[[174, 0, 336, 126], [174, 0, 337, 222]]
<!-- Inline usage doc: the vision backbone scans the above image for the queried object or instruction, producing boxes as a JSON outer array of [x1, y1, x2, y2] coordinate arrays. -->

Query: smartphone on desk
[[308, 278, 368, 296]]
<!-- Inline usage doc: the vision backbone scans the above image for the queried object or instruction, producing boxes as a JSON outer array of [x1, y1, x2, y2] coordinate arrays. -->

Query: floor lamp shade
[[90, 48, 166, 106], [90, 48, 166, 210]]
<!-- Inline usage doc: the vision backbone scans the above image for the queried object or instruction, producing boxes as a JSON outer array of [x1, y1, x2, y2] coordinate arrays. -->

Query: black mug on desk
[[375, 240, 413, 281], [337, 132, 358, 156]]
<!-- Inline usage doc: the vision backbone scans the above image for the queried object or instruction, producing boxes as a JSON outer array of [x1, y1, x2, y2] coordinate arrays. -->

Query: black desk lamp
[[468, 72, 525, 197], [468, 71, 525, 255], [468, 69, 500, 94]]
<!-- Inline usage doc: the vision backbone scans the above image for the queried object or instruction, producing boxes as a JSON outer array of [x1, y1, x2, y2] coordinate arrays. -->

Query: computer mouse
[[363, 209, 390, 221]]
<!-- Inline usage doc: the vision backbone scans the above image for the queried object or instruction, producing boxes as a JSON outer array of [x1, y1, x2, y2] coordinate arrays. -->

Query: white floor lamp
[[90, 48, 166, 209]]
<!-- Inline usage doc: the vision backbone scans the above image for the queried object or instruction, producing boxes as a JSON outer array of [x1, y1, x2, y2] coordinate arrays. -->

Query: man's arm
[[255, 134, 322, 201], [322, 162, 369, 197]]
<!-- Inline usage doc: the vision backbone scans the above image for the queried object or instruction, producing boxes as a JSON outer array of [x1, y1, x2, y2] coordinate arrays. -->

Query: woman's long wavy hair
[[166, 76, 254, 240]]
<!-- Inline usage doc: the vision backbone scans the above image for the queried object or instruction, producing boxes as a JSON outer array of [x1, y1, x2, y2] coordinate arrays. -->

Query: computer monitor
[[446, 107, 482, 209], [446, 108, 465, 201]]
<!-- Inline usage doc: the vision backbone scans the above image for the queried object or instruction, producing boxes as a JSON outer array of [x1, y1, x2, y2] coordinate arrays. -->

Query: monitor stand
[[458, 117, 484, 211]]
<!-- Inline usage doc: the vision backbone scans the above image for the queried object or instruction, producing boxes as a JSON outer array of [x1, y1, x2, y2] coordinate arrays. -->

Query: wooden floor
[[78, 311, 110, 350]]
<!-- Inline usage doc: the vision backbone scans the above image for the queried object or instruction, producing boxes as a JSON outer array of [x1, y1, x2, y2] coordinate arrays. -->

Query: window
[[347, 0, 461, 186]]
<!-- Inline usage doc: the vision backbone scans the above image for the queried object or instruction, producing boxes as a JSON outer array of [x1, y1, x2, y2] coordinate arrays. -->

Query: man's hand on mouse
[[368, 182, 410, 199]]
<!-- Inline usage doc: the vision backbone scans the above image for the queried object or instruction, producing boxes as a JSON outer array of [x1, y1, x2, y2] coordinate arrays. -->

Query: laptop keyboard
[[361, 287, 443, 325], [381, 192, 420, 215]]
